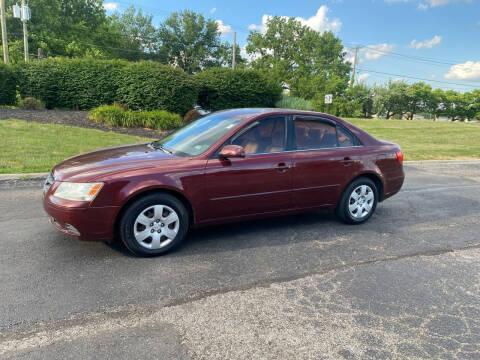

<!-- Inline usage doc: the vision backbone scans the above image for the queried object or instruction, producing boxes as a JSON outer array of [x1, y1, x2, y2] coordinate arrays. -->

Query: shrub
[[88, 105, 183, 130], [195, 68, 282, 111], [15, 58, 128, 110], [0, 63, 17, 106], [183, 109, 202, 123], [275, 94, 313, 111], [116, 62, 198, 115], [19, 97, 45, 110]]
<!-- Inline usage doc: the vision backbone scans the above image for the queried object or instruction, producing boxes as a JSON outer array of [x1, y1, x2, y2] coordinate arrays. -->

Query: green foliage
[[158, 10, 222, 74], [13, 59, 197, 113], [246, 17, 351, 104], [0, 63, 16, 106], [275, 94, 313, 110], [195, 68, 282, 111], [5, 0, 111, 62], [116, 62, 197, 114], [108, 6, 162, 61], [19, 97, 45, 110], [88, 105, 183, 130], [15, 58, 128, 109]]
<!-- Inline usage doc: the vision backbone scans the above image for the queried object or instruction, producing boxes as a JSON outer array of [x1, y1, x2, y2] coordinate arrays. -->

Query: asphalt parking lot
[[1, 160, 480, 359]]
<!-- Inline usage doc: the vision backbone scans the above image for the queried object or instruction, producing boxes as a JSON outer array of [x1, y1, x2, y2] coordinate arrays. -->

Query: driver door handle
[[275, 162, 291, 172]]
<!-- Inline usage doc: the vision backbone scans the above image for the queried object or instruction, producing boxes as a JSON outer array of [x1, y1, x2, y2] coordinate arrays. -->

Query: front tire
[[336, 177, 378, 224], [119, 193, 189, 256]]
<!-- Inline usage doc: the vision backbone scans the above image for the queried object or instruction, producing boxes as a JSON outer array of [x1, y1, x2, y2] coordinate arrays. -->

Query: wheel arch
[[113, 187, 196, 241], [344, 172, 385, 202]]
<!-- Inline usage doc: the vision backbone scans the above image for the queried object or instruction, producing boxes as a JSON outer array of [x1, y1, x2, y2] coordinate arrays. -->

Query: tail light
[[396, 151, 403, 164]]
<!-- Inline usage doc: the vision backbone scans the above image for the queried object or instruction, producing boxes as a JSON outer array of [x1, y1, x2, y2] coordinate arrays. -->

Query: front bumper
[[43, 193, 119, 242]]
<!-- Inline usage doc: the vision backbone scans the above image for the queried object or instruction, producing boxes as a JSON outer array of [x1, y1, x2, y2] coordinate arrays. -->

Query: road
[[1, 160, 480, 359]]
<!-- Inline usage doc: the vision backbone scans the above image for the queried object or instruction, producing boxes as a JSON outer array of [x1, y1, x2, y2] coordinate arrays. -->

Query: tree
[[405, 82, 432, 120], [158, 10, 221, 74], [373, 81, 409, 119], [108, 6, 160, 61], [426, 88, 445, 121], [348, 83, 374, 118], [210, 42, 246, 69], [245, 16, 351, 110], [5, 0, 110, 61]]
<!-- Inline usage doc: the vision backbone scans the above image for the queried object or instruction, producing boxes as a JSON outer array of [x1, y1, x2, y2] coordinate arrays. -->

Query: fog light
[[65, 223, 80, 236]]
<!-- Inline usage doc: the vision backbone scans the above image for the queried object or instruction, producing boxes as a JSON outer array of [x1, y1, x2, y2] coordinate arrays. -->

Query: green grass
[[346, 118, 480, 161], [0, 119, 150, 173]]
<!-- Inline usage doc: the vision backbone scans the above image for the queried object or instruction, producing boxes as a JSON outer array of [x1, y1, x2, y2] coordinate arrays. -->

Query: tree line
[[1, 0, 479, 120]]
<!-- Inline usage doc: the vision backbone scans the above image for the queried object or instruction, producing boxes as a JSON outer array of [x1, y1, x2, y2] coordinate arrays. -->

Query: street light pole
[[0, 0, 9, 64]]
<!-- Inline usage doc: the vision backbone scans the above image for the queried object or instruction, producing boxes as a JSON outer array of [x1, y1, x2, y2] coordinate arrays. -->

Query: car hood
[[52, 143, 179, 182]]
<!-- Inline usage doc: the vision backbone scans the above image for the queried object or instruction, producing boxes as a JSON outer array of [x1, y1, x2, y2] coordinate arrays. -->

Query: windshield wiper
[[149, 142, 173, 155]]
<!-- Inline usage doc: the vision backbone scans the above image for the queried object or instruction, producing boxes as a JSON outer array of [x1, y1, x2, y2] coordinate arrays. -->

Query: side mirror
[[219, 145, 245, 159]]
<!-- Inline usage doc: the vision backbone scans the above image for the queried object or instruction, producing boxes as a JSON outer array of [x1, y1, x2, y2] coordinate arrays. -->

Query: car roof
[[218, 108, 335, 119]]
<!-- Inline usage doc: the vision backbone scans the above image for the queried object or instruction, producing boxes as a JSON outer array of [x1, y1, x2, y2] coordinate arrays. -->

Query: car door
[[291, 116, 359, 209], [202, 115, 293, 221]]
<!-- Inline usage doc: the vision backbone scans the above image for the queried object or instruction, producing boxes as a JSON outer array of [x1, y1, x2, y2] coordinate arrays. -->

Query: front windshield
[[153, 110, 262, 157]]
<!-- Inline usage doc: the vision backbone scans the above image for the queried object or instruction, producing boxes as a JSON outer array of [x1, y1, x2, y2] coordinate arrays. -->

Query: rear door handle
[[341, 157, 354, 166]]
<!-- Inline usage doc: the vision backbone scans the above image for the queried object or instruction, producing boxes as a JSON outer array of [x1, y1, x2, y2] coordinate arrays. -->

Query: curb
[[0, 172, 48, 182], [404, 159, 480, 165]]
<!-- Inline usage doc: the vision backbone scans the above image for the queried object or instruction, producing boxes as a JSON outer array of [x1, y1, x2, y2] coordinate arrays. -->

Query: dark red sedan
[[43, 109, 404, 256]]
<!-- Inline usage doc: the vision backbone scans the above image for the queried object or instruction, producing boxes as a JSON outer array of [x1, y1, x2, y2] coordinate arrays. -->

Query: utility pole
[[0, 0, 9, 64], [231, 31, 236, 70], [349, 46, 360, 88], [21, 0, 28, 61]]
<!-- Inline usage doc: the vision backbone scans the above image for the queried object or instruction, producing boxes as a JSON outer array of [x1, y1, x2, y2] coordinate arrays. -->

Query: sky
[[103, 0, 480, 92]]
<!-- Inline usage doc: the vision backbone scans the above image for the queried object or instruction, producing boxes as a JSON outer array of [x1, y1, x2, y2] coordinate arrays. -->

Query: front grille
[[43, 172, 54, 196]]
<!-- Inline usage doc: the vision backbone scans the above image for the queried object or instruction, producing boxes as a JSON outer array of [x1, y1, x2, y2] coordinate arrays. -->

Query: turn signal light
[[396, 151, 404, 164]]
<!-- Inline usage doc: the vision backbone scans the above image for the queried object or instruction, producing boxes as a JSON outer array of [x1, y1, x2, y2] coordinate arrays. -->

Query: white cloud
[[418, 3, 429, 9], [358, 73, 371, 82], [210, 7, 217, 14], [362, 43, 396, 61], [409, 35, 442, 49], [248, 15, 272, 33], [103, 2, 118, 11], [445, 61, 480, 81], [215, 20, 232, 35], [248, 6, 341, 34]]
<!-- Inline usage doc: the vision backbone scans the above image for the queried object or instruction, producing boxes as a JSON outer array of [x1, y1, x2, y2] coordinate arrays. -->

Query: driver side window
[[231, 116, 286, 155]]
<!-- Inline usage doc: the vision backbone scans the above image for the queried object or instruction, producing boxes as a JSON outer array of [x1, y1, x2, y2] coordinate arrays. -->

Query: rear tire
[[119, 193, 189, 256], [336, 177, 378, 225]]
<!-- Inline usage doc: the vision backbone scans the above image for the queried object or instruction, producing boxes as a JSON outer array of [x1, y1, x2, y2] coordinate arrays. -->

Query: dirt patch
[[0, 108, 166, 139]]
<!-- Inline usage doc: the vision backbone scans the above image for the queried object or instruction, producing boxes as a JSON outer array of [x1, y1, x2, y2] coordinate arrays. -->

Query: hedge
[[0, 63, 16, 106], [15, 58, 128, 110], [88, 105, 183, 130], [14, 59, 197, 114], [195, 68, 282, 111], [115, 62, 198, 115]]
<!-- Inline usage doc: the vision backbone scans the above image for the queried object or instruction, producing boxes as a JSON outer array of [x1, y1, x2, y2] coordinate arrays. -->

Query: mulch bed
[[0, 108, 166, 139]]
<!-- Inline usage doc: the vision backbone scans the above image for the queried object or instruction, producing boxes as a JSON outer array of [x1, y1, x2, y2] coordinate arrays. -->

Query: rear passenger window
[[337, 126, 355, 147], [294, 120, 338, 150]]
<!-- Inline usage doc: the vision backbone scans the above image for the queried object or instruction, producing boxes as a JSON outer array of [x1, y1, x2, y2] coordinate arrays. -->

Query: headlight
[[53, 182, 104, 202]]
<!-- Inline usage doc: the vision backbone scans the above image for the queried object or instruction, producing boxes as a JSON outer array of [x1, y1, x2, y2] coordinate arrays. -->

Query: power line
[[357, 68, 480, 89]]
